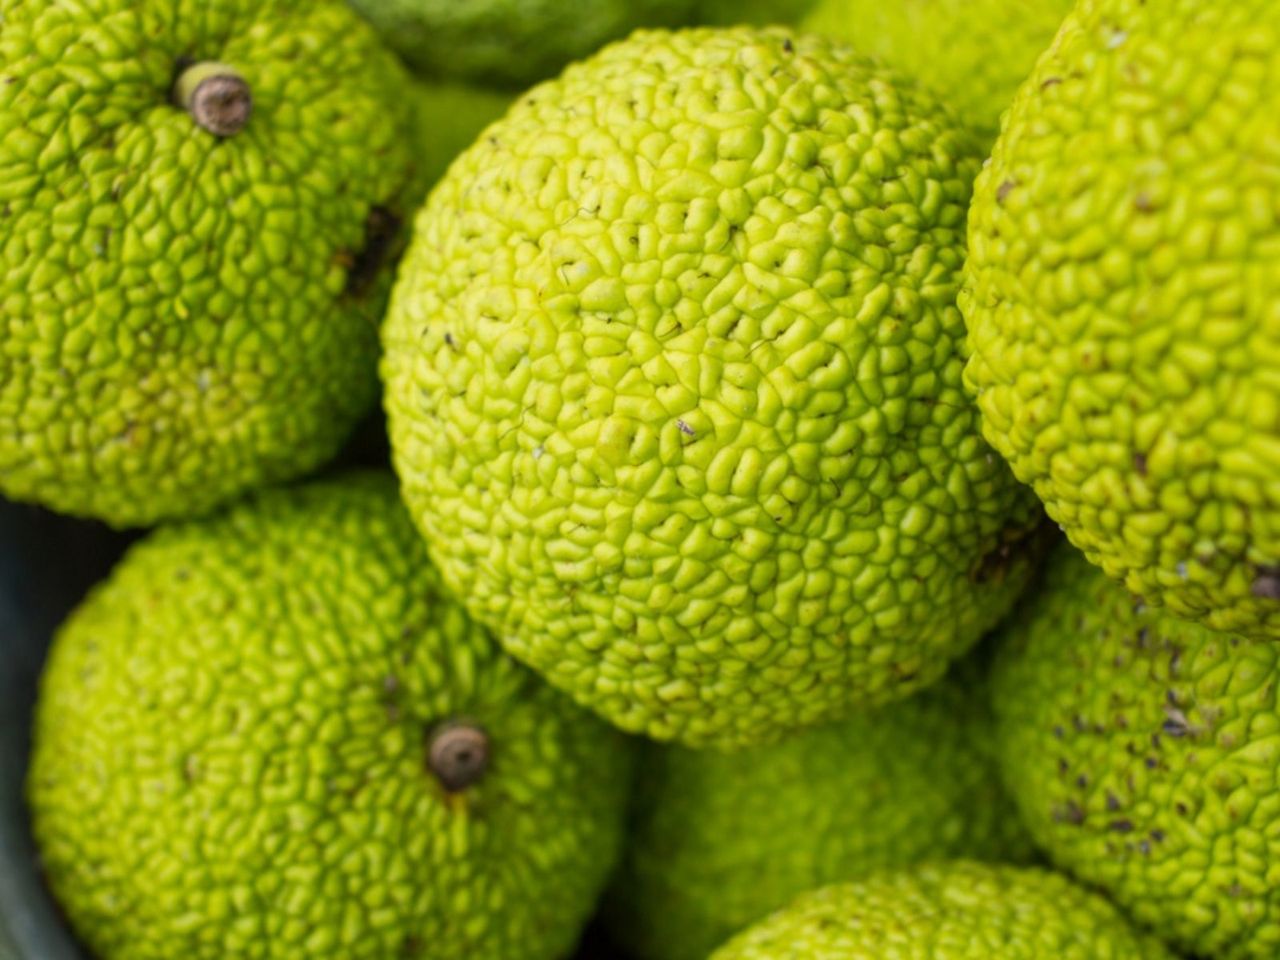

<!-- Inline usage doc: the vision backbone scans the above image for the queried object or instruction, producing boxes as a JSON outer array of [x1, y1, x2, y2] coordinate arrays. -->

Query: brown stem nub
[[428, 722, 490, 792], [174, 62, 251, 137]]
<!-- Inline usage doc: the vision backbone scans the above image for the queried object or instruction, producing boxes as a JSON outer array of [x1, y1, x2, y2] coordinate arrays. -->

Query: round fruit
[[345, 0, 694, 88], [382, 25, 1044, 747], [962, 0, 1280, 638], [993, 544, 1280, 959], [708, 861, 1175, 960], [607, 651, 1034, 960], [801, 0, 1071, 143], [27, 473, 632, 960], [0, 0, 421, 527]]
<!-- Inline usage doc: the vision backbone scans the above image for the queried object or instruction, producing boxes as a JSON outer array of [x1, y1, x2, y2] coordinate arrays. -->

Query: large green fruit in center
[[382, 26, 1043, 747]]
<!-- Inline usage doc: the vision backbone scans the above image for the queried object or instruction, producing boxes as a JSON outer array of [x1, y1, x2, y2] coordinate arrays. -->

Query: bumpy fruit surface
[[382, 26, 1043, 747], [963, 0, 1280, 639], [0, 0, 420, 527], [993, 545, 1280, 959], [709, 861, 1175, 960], [607, 652, 1034, 960], [27, 473, 632, 960], [345, 0, 694, 87], [802, 0, 1071, 143]]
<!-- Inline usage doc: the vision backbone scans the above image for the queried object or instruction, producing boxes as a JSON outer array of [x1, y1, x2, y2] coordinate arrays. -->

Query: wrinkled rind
[[992, 545, 1280, 960], [346, 0, 695, 87], [0, 0, 421, 527], [708, 861, 1175, 960], [27, 473, 633, 960], [801, 0, 1072, 145], [607, 650, 1036, 960], [962, 0, 1280, 638], [383, 26, 1043, 747]]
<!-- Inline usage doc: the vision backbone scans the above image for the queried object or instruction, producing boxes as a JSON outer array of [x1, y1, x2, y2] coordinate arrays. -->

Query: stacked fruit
[[2, 0, 1277, 958]]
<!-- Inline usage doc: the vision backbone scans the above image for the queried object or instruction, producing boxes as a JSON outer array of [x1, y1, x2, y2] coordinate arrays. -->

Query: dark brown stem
[[174, 62, 251, 137], [427, 722, 490, 792]]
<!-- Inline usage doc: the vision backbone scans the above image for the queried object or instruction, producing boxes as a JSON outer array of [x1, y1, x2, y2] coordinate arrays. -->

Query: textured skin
[[346, 0, 695, 88], [607, 652, 1035, 960], [27, 474, 632, 960], [411, 83, 511, 192], [993, 545, 1280, 959], [963, 0, 1280, 639], [709, 861, 1175, 960], [382, 26, 1045, 748], [801, 0, 1072, 143], [0, 0, 420, 527]]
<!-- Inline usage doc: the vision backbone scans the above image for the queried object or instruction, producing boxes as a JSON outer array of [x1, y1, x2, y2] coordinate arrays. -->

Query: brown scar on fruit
[[1250, 566, 1280, 600], [342, 205, 402, 297]]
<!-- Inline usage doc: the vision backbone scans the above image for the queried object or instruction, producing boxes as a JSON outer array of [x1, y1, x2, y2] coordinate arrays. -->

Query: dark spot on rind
[[427, 722, 490, 792], [1251, 567, 1280, 600], [1054, 801, 1085, 825], [996, 180, 1017, 203], [343, 205, 402, 297]]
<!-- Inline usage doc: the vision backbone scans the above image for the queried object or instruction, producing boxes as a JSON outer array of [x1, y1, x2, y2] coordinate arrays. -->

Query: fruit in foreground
[[607, 651, 1034, 960], [962, 0, 1280, 639], [801, 0, 1071, 144], [382, 25, 1044, 748], [27, 473, 632, 960], [993, 544, 1280, 959], [0, 0, 422, 526], [345, 0, 694, 87], [709, 861, 1174, 959]]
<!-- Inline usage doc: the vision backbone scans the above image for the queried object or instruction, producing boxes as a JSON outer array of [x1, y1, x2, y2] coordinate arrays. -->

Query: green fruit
[[345, 0, 695, 88], [607, 651, 1035, 960], [382, 25, 1045, 748], [27, 473, 632, 960], [992, 544, 1280, 959], [411, 83, 512, 192], [696, 0, 816, 27], [962, 0, 1280, 639], [0, 0, 422, 527], [801, 0, 1070, 144], [709, 861, 1175, 960]]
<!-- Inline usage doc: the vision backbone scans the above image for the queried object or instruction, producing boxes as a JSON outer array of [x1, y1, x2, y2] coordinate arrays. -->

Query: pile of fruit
[[3, 0, 1277, 957]]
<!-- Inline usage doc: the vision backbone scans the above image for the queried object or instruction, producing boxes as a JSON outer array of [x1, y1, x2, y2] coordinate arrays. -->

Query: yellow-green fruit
[[962, 0, 1280, 639], [801, 0, 1071, 143], [709, 861, 1175, 960], [382, 25, 1045, 748], [27, 473, 632, 960], [411, 83, 512, 192], [0, 0, 422, 527], [607, 652, 1035, 960], [346, 0, 695, 88], [992, 545, 1280, 959]]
